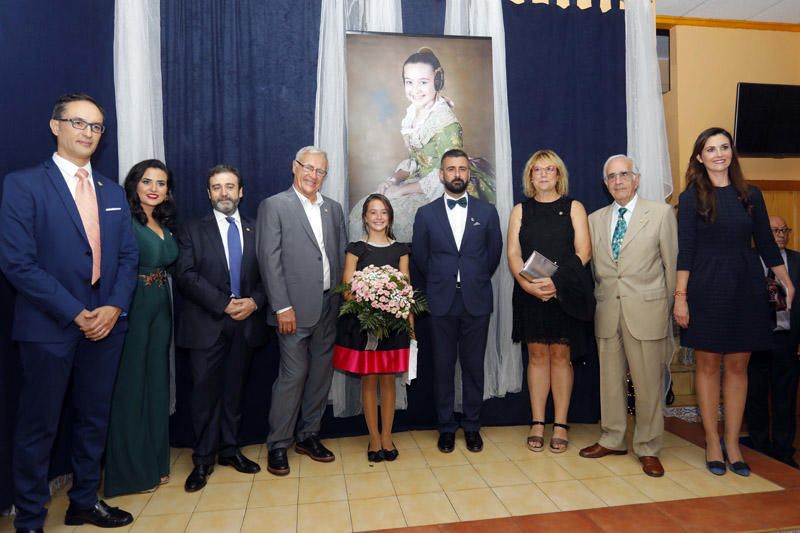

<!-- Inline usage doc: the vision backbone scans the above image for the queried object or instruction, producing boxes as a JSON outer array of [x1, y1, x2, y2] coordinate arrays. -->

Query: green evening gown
[[103, 220, 178, 496]]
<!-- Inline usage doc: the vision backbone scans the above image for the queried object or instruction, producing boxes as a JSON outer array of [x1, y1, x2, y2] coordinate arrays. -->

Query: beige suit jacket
[[589, 198, 678, 341]]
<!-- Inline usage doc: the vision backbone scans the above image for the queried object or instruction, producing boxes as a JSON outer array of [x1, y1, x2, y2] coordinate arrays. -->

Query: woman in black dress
[[675, 127, 795, 476], [507, 150, 591, 453]]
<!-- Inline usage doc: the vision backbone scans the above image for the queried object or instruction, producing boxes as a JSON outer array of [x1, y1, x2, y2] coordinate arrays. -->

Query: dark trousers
[[189, 316, 254, 465], [429, 289, 490, 433], [746, 331, 799, 463], [13, 332, 124, 530]]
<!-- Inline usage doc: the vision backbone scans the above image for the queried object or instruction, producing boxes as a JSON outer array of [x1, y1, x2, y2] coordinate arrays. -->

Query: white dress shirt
[[293, 186, 331, 291], [53, 152, 94, 198], [609, 193, 638, 241], [213, 208, 244, 269], [444, 192, 468, 282]]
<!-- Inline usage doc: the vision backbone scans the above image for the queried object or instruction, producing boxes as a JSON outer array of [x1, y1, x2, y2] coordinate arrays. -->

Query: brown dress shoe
[[579, 442, 627, 459], [639, 456, 664, 477]]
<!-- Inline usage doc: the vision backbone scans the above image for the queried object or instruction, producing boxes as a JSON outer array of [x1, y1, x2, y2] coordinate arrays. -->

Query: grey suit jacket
[[256, 187, 347, 328], [589, 198, 678, 341]]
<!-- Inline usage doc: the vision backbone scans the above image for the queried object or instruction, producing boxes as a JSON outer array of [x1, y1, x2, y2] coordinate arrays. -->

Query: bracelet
[[674, 290, 687, 297]]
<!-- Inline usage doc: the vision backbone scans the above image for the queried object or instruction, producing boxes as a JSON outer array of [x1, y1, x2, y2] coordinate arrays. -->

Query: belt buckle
[[455, 281, 462, 289]]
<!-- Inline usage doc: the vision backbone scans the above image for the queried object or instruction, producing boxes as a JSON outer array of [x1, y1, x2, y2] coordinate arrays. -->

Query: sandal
[[549, 422, 570, 453], [160, 475, 170, 485], [527, 420, 545, 452]]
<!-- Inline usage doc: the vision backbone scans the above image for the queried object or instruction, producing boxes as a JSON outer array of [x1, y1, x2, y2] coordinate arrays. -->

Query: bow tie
[[447, 197, 467, 209]]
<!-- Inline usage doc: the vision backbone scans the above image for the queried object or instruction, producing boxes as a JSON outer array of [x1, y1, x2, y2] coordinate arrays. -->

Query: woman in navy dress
[[674, 127, 795, 476]]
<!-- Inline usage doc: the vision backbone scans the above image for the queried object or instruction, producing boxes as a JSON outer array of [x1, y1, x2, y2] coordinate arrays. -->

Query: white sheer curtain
[[113, 0, 165, 182], [445, 0, 521, 400], [625, 0, 672, 201], [317, 0, 406, 417]]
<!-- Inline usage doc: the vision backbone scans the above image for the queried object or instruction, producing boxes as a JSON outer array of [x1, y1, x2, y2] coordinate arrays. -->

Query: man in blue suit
[[0, 93, 138, 532], [412, 149, 502, 454]]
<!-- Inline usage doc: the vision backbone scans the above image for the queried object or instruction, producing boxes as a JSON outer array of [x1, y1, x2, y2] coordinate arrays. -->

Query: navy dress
[[677, 184, 782, 352]]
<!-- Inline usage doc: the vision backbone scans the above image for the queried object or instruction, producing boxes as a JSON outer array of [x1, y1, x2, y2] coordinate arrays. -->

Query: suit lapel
[[598, 204, 614, 262], [203, 214, 229, 274], [462, 198, 476, 245], [45, 161, 87, 242], [286, 188, 321, 253], [619, 201, 649, 254], [434, 197, 459, 252], [241, 215, 256, 273]]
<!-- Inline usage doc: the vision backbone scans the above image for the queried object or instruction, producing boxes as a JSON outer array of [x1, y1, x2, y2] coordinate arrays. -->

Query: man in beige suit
[[579, 155, 677, 477]]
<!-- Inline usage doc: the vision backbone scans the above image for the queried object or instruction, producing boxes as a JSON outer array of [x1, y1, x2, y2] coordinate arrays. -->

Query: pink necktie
[[75, 168, 102, 284]]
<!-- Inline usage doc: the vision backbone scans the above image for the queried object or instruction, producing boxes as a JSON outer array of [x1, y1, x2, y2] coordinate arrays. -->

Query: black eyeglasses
[[295, 159, 328, 178], [55, 117, 106, 134], [771, 227, 792, 236]]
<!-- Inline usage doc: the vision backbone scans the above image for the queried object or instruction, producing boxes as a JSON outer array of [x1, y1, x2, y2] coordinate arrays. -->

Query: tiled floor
[[0, 420, 797, 532]]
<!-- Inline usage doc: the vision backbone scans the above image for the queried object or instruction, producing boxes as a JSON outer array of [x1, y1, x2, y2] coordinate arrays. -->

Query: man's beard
[[213, 198, 239, 215], [443, 178, 467, 194]]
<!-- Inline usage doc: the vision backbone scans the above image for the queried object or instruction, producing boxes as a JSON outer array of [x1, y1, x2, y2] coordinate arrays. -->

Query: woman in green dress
[[348, 47, 495, 242], [104, 159, 178, 496]]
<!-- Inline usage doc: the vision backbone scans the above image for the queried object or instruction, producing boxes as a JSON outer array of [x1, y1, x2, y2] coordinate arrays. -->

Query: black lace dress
[[512, 197, 586, 358]]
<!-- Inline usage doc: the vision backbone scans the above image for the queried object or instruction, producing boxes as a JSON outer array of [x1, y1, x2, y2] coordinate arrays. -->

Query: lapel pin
[[558, 211, 563, 215], [97, 181, 103, 187], [245, 227, 252, 232]]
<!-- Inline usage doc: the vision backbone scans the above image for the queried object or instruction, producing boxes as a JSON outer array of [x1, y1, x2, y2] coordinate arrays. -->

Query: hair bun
[[417, 46, 435, 55]]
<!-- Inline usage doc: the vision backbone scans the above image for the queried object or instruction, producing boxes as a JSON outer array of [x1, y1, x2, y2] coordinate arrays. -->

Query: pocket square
[[105, 207, 122, 211]]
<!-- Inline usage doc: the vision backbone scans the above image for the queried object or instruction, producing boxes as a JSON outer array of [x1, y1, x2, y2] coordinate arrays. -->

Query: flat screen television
[[734, 82, 800, 157]]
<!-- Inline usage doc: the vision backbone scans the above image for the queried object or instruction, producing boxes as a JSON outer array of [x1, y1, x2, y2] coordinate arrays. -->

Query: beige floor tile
[[298, 455, 344, 478], [665, 470, 740, 497], [446, 487, 510, 521], [319, 438, 342, 455], [76, 524, 132, 533], [432, 464, 487, 491], [596, 453, 645, 476], [661, 431, 694, 448], [482, 425, 528, 444], [410, 429, 440, 449], [0, 514, 16, 532], [390, 431, 418, 451], [162, 461, 194, 488], [298, 474, 347, 504], [349, 495, 407, 532], [492, 483, 560, 516], [581, 476, 652, 506], [397, 492, 459, 526], [28, 525, 74, 533], [340, 450, 387, 474], [240, 444, 264, 460], [171, 448, 194, 465], [459, 440, 510, 464], [130, 513, 191, 533], [185, 509, 244, 533], [297, 501, 352, 533], [662, 444, 707, 469], [536, 479, 607, 511], [496, 440, 543, 461], [621, 473, 697, 501], [206, 464, 254, 484], [515, 458, 574, 482], [388, 467, 443, 495], [169, 447, 181, 466], [195, 481, 252, 512], [345, 471, 395, 500], [141, 485, 201, 515], [382, 447, 428, 471], [473, 460, 530, 487], [657, 451, 696, 472], [241, 505, 297, 533], [249, 478, 299, 508], [103, 492, 154, 518], [554, 456, 616, 479], [254, 454, 301, 480], [717, 472, 783, 494], [420, 446, 469, 468], [337, 435, 370, 454]]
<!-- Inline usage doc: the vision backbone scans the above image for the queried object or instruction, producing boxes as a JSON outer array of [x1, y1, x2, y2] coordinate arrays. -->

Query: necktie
[[611, 207, 628, 261], [447, 197, 467, 209], [75, 168, 101, 284], [226, 217, 242, 297]]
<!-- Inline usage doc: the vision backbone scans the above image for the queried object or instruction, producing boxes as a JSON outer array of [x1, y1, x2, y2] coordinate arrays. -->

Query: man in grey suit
[[257, 146, 347, 476]]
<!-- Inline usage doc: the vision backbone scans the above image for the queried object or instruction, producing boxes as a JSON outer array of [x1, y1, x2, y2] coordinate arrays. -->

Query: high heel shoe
[[720, 438, 750, 477], [705, 440, 726, 476]]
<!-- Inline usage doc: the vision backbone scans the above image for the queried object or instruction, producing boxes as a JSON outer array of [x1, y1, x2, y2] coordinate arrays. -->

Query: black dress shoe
[[184, 464, 214, 492], [437, 432, 455, 453], [267, 448, 290, 476], [295, 436, 335, 462], [219, 451, 261, 474], [464, 431, 483, 452], [16, 529, 43, 533], [64, 499, 133, 527]]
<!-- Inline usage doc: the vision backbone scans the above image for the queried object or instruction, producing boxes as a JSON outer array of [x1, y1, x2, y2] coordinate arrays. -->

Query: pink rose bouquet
[[335, 265, 428, 341]]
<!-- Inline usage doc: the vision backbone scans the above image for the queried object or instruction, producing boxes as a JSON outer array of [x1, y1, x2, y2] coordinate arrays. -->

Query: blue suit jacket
[[412, 196, 502, 316], [0, 159, 139, 342]]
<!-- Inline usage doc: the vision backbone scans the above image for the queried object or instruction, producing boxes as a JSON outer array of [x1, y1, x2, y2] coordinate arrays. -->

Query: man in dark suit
[[746, 214, 800, 468], [0, 93, 138, 531], [412, 148, 502, 454], [175, 165, 268, 491], [257, 146, 347, 476]]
